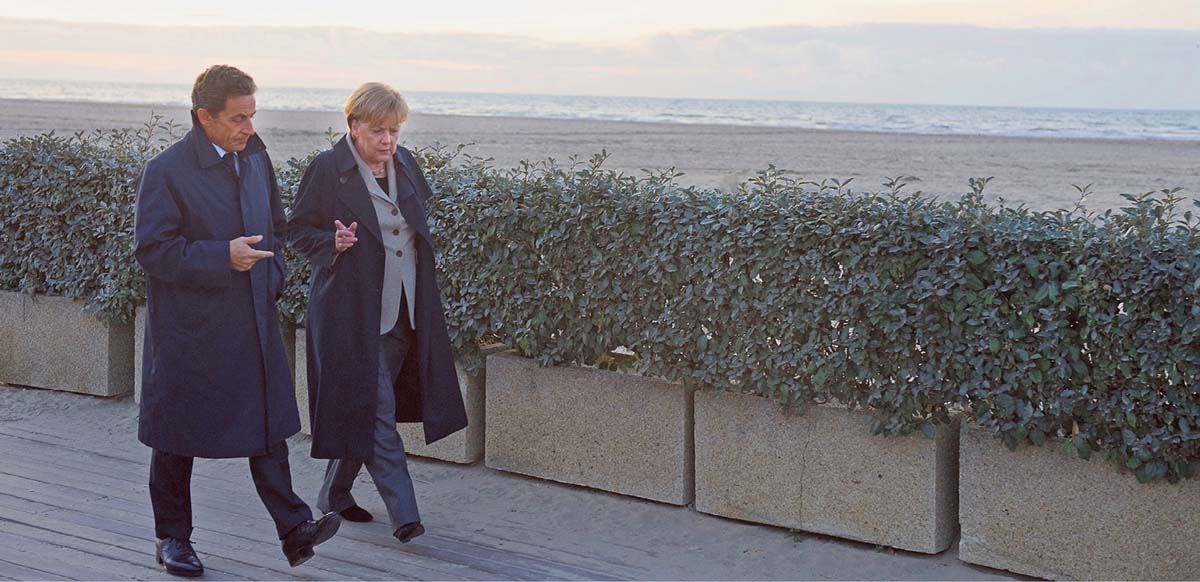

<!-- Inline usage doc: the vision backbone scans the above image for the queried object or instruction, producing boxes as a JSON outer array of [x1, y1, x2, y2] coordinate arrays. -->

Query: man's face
[[197, 94, 257, 152]]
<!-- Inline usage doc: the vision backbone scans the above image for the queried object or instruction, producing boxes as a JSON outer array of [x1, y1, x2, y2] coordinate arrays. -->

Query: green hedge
[[419, 155, 1200, 483], [0, 119, 181, 320], [1, 125, 1197, 483]]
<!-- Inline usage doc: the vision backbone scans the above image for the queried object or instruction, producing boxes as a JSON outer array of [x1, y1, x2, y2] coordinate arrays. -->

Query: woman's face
[[350, 118, 401, 166]]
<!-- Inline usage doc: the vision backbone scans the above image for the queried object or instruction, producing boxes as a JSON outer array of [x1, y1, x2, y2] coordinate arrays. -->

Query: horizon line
[[4, 76, 1200, 116]]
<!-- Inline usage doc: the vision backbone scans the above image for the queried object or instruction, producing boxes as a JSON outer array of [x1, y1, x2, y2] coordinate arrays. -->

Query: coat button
[[391, 209, 399, 216], [339, 176, 347, 184], [392, 229, 400, 236], [396, 250, 403, 257]]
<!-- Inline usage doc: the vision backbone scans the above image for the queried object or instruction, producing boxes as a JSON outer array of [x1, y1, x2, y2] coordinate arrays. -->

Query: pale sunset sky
[[1, 0, 1198, 109]]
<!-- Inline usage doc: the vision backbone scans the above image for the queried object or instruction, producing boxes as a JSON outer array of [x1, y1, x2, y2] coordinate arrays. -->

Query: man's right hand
[[230, 235, 274, 272]]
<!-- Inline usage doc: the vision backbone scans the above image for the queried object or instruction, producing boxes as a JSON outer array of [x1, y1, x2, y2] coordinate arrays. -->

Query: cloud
[[1, 18, 1197, 109]]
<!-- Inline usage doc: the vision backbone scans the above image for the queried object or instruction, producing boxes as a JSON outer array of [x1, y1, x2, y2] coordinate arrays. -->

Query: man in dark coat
[[134, 65, 340, 577]]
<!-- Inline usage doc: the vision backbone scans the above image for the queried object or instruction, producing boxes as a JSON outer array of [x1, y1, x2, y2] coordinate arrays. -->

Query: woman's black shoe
[[339, 505, 374, 522], [394, 521, 425, 543]]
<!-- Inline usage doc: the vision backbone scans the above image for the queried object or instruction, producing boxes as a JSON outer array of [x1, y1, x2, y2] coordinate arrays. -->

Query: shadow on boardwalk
[[0, 385, 1019, 581]]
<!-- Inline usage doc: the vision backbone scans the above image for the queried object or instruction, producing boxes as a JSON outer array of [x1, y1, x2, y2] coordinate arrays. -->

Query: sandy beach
[[2, 97, 1196, 211]]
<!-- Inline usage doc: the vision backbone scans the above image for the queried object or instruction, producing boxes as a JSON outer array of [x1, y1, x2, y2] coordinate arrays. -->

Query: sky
[[4, 0, 1200, 41], [1, 1, 1198, 109]]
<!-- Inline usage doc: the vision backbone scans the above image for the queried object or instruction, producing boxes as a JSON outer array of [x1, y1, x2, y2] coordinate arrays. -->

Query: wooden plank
[[0, 426, 257, 492], [1, 456, 146, 498], [37, 508, 320, 581], [0, 526, 163, 581], [0, 447, 633, 580], [0, 424, 78, 445], [0, 504, 243, 576], [0, 424, 248, 474], [0, 501, 293, 581], [0, 472, 107, 510], [0, 421, 641, 580], [0, 453, 487, 580], [2, 473, 387, 581], [0, 447, 282, 528], [0, 452, 269, 519], [0, 489, 67, 516], [330, 525, 623, 581], [0, 454, 370, 580], [0, 555, 70, 581], [0, 433, 309, 510], [45, 506, 417, 582], [0, 461, 480, 579], [417, 530, 632, 581]]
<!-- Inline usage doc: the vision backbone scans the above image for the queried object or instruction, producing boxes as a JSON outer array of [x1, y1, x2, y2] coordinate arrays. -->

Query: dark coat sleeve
[[134, 157, 232, 289], [286, 156, 337, 269]]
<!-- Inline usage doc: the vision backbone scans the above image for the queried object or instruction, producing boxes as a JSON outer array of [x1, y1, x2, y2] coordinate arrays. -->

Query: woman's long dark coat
[[134, 124, 298, 458], [287, 136, 467, 461]]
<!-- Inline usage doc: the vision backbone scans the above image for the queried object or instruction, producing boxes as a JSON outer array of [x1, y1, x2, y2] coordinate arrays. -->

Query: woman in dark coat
[[287, 82, 467, 544]]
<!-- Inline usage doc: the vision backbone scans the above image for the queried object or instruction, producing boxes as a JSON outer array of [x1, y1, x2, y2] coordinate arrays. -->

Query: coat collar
[[344, 134, 398, 206], [332, 133, 359, 175], [394, 148, 422, 197], [332, 134, 418, 199], [188, 110, 267, 169]]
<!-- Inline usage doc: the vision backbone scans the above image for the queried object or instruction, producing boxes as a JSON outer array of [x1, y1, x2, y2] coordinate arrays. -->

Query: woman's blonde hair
[[344, 82, 409, 129]]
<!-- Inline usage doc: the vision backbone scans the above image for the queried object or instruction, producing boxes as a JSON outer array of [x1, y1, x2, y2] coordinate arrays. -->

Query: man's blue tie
[[223, 151, 240, 178]]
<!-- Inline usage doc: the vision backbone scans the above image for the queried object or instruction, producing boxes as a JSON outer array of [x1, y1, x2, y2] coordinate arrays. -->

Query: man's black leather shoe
[[394, 521, 425, 544], [339, 505, 374, 522], [282, 512, 342, 567], [155, 538, 203, 577]]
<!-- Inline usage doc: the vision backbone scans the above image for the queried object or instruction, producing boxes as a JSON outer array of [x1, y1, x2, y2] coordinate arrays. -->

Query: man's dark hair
[[191, 65, 257, 115]]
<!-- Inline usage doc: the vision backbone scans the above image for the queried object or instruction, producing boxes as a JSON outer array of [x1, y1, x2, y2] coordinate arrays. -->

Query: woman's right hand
[[334, 219, 359, 253]]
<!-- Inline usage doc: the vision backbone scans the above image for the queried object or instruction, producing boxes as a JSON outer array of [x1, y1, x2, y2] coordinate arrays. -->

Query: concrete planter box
[[134, 306, 145, 402], [959, 424, 1200, 580], [0, 291, 133, 397], [485, 351, 694, 505], [295, 328, 486, 464], [694, 390, 959, 554], [295, 328, 310, 434], [0, 291, 21, 384], [398, 363, 485, 464]]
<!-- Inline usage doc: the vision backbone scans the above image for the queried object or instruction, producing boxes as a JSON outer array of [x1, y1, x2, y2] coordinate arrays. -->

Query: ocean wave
[[3, 78, 1199, 142]]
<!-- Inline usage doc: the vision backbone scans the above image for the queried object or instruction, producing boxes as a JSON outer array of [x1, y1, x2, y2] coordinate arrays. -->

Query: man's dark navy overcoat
[[134, 123, 298, 458]]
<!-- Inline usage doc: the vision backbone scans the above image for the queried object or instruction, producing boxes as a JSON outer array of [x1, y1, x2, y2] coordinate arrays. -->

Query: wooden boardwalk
[[0, 387, 1016, 581], [0, 424, 641, 580]]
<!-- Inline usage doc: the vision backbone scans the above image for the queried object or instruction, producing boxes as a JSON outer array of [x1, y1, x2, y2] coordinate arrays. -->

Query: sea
[[2, 78, 1199, 142]]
